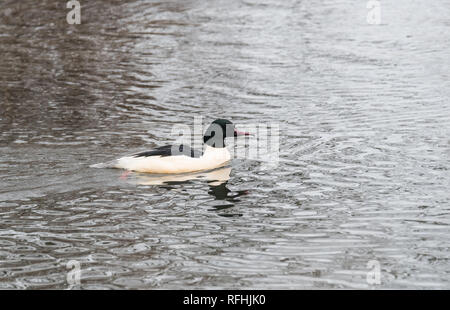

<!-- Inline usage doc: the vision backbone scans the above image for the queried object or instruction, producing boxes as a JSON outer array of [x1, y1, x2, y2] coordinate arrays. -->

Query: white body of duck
[[114, 145, 231, 174]]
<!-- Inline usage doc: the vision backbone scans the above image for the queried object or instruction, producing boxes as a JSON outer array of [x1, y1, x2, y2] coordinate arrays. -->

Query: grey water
[[0, 0, 449, 289]]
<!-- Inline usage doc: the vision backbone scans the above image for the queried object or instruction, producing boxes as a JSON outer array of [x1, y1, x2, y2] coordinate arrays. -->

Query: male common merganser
[[92, 119, 250, 174]]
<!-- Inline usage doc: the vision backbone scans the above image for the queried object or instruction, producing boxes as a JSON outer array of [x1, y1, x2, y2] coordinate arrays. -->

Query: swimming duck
[[92, 119, 249, 174]]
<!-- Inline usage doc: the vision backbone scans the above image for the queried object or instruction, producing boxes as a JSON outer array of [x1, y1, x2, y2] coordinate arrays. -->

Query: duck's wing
[[132, 145, 203, 158]]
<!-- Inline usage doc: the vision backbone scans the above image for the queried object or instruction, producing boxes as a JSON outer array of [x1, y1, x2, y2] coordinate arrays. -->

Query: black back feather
[[133, 145, 202, 158]]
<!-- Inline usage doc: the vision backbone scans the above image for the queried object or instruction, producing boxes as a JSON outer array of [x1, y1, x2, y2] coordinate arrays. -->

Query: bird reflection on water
[[129, 166, 248, 216]]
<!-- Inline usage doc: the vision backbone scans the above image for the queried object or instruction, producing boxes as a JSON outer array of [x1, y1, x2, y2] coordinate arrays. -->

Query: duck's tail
[[89, 159, 118, 169]]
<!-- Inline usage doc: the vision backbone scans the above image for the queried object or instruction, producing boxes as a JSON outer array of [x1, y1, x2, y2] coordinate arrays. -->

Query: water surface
[[0, 0, 449, 289]]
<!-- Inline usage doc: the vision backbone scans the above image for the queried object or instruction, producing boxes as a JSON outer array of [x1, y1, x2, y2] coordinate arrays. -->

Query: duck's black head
[[203, 119, 250, 148]]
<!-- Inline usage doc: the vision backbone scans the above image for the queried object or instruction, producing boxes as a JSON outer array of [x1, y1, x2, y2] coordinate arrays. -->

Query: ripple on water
[[0, 0, 449, 289]]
